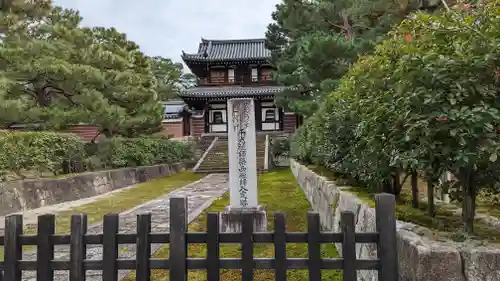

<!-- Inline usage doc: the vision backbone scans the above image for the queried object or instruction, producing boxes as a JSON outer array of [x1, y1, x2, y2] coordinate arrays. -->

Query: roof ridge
[[201, 38, 266, 44], [182, 38, 270, 62]]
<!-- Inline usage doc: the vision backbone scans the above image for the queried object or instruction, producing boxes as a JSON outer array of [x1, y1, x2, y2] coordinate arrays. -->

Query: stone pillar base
[[219, 205, 268, 233]]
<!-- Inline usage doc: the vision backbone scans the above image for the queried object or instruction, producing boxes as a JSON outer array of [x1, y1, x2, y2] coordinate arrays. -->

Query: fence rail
[[0, 193, 398, 281]]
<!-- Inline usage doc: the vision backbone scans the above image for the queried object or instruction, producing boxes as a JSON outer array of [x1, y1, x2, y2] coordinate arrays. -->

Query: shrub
[[88, 136, 194, 169], [271, 136, 290, 158], [0, 132, 194, 180], [290, 3, 500, 232], [0, 131, 84, 179]]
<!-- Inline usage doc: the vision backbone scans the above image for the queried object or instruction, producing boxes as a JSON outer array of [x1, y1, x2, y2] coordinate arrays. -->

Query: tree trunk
[[36, 88, 52, 107], [102, 129, 113, 138], [427, 180, 435, 217], [62, 160, 70, 174], [411, 172, 419, 208], [382, 179, 393, 194], [393, 171, 403, 197], [461, 168, 476, 234], [0, 0, 13, 11], [342, 13, 351, 39]]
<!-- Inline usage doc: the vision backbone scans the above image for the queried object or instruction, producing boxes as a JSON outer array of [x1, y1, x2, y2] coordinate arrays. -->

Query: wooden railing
[[0, 194, 398, 281]]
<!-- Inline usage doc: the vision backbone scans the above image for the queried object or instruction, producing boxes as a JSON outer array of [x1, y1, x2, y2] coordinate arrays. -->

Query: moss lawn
[[123, 169, 342, 281]]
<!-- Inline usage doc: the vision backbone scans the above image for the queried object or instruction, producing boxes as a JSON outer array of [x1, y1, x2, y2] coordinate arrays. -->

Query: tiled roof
[[163, 101, 185, 113], [163, 100, 186, 118], [181, 38, 270, 62], [179, 86, 285, 98], [65, 124, 101, 142]]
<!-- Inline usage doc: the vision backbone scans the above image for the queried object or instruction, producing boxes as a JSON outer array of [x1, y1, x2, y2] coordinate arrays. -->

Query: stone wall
[[290, 159, 500, 281], [0, 164, 185, 216]]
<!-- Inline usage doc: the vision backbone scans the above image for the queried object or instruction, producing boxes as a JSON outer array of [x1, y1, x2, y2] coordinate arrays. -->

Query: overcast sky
[[52, 0, 279, 64]]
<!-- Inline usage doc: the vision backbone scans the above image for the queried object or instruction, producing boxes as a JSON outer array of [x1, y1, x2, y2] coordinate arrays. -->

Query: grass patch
[[124, 169, 341, 281], [0, 171, 203, 260]]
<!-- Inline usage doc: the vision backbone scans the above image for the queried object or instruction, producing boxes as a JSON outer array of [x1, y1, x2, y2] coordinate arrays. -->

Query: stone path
[[0, 182, 146, 233], [18, 173, 229, 281]]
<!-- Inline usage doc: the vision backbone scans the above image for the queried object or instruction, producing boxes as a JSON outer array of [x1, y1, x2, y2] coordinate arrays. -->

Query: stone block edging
[[289, 159, 500, 281], [0, 163, 185, 216]]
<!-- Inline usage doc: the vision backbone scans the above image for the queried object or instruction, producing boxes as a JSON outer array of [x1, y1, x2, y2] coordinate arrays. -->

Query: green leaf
[[490, 153, 498, 162]]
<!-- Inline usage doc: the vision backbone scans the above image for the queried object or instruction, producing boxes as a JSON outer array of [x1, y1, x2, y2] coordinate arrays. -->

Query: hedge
[[0, 131, 194, 180], [0, 131, 84, 179], [86, 136, 194, 169], [289, 3, 500, 233]]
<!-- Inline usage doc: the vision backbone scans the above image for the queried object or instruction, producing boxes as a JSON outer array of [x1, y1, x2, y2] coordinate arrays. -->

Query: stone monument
[[219, 98, 267, 233]]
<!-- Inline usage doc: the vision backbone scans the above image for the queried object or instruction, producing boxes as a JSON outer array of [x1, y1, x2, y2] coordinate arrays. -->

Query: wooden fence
[[0, 193, 398, 281]]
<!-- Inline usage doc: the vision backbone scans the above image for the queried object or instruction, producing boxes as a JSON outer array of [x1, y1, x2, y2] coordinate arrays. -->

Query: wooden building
[[159, 100, 191, 139], [172, 38, 299, 137]]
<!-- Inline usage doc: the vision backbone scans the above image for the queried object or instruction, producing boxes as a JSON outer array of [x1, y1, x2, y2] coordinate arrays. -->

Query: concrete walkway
[[17, 173, 229, 281], [0, 181, 149, 233]]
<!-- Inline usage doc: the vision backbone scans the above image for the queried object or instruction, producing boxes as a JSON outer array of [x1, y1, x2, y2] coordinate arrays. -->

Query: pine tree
[[0, 4, 164, 137], [266, 0, 453, 117]]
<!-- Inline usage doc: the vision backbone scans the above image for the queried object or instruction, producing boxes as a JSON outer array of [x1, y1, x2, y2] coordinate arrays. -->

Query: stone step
[[203, 157, 265, 160], [209, 150, 265, 154], [197, 137, 268, 172], [201, 159, 265, 164], [198, 165, 264, 168], [195, 169, 229, 173], [206, 154, 264, 157], [195, 168, 267, 174], [204, 156, 265, 160], [200, 161, 265, 165], [201, 162, 265, 165]]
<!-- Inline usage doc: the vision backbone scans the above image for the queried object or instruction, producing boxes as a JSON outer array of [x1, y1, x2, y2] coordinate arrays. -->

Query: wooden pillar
[[254, 99, 262, 132]]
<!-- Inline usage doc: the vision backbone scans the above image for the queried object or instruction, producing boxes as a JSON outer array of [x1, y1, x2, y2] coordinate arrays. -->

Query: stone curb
[[289, 159, 500, 281]]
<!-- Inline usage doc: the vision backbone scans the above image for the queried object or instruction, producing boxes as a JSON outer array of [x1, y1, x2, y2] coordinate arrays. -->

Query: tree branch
[[22, 88, 38, 100], [91, 130, 103, 143], [324, 19, 348, 31], [441, 0, 451, 11]]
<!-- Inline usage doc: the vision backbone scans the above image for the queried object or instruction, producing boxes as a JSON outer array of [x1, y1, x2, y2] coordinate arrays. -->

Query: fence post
[[136, 213, 152, 281], [274, 213, 287, 281], [4, 214, 22, 281], [375, 193, 398, 281], [102, 214, 119, 281], [70, 214, 87, 281], [37, 214, 55, 281], [307, 212, 321, 281], [341, 211, 357, 281], [206, 213, 220, 281], [170, 197, 188, 281]]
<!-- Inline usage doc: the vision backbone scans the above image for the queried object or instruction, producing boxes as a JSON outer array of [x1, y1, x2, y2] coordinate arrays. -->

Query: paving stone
[[16, 173, 228, 281]]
